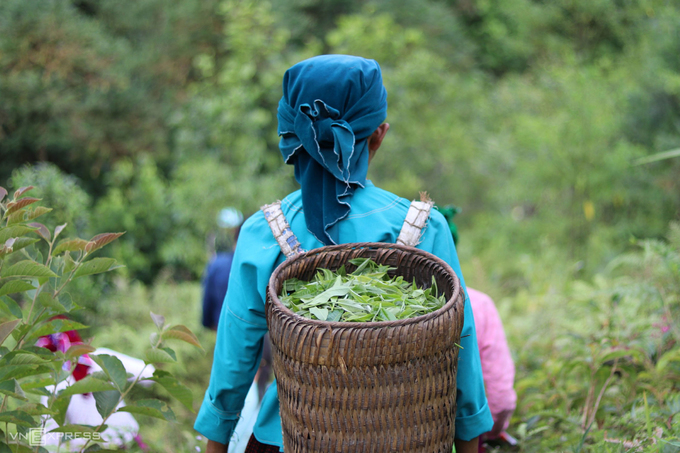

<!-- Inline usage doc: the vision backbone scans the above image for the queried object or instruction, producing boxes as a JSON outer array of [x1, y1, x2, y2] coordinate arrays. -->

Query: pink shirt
[[468, 287, 517, 431]]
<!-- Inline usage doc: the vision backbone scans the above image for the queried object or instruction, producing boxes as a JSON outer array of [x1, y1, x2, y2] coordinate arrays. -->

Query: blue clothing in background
[[201, 253, 234, 330], [194, 181, 493, 450]]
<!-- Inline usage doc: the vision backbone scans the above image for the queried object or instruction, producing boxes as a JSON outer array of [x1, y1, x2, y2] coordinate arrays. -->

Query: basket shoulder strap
[[396, 198, 435, 247], [261, 201, 306, 259]]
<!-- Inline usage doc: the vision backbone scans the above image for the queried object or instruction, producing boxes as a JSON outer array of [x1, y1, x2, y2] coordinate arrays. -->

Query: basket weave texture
[[266, 243, 465, 453]]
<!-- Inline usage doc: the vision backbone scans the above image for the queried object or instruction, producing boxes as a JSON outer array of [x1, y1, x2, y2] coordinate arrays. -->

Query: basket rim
[[267, 242, 463, 329]]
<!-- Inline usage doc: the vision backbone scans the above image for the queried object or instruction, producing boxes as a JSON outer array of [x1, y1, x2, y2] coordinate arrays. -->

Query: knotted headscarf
[[278, 55, 388, 245]]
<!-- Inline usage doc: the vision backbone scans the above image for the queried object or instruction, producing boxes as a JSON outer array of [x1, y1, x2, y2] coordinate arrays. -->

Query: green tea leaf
[[23, 206, 52, 222], [66, 343, 96, 360], [0, 226, 37, 243], [146, 369, 194, 411], [26, 319, 87, 342], [0, 280, 36, 297], [91, 354, 128, 392], [1, 260, 57, 279], [145, 348, 176, 364], [16, 402, 57, 416], [117, 399, 175, 422], [93, 390, 121, 418], [60, 376, 117, 397], [309, 307, 328, 321], [53, 238, 89, 255], [0, 410, 37, 427], [0, 379, 27, 401], [0, 319, 21, 346], [161, 324, 202, 349], [73, 258, 118, 278]]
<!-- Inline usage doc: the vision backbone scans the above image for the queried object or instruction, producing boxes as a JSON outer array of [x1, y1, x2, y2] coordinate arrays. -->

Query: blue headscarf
[[277, 55, 388, 245]]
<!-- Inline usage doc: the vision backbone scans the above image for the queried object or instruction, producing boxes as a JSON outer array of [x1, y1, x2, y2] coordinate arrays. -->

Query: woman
[[194, 55, 493, 453]]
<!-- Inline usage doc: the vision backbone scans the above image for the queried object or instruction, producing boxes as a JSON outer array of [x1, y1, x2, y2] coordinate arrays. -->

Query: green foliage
[[2, 1, 680, 449], [467, 223, 680, 452], [281, 258, 446, 322], [92, 158, 173, 283], [10, 164, 91, 239], [0, 185, 201, 452]]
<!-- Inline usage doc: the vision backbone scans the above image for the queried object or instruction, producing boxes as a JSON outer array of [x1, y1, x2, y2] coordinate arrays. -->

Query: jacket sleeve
[[419, 211, 494, 441], [194, 212, 281, 444]]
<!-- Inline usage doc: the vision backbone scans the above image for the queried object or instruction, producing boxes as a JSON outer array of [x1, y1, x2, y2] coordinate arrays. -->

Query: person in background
[[437, 206, 517, 451], [202, 222, 241, 331]]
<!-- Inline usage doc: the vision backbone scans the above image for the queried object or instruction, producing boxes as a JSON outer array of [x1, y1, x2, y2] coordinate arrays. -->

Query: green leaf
[[7, 351, 49, 366], [309, 307, 329, 320], [0, 379, 27, 401], [161, 324, 202, 349], [0, 319, 21, 346], [657, 349, 680, 372], [59, 293, 77, 312], [51, 393, 71, 426], [117, 399, 176, 422], [0, 295, 23, 319], [16, 402, 57, 416], [66, 343, 96, 360], [147, 369, 194, 411], [144, 348, 177, 364], [73, 258, 118, 279], [63, 252, 76, 274], [49, 424, 99, 433], [24, 206, 52, 222], [0, 410, 37, 427], [53, 238, 89, 255], [26, 319, 87, 342], [37, 292, 66, 313], [0, 226, 37, 244], [326, 309, 343, 322], [91, 354, 128, 392], [93, 390, 121, 419], [160, 347, 177, 361], [1, 260, 57, 279], [0, 280, 36, 297], [60, 376, 117, 397]]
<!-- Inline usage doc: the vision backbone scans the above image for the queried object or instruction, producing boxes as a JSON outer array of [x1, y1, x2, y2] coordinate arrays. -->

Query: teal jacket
[[194, 182, 493, 449]]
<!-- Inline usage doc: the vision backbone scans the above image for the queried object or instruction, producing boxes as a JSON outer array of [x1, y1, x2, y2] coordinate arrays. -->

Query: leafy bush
[[493, 223, 680, 452], [0, 185, 201, 452]]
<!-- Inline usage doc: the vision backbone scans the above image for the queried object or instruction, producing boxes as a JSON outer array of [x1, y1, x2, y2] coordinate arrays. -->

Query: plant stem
[[77, 363, 151, 453], [586, 359, 618, 430], [25, 282, 44, 326]]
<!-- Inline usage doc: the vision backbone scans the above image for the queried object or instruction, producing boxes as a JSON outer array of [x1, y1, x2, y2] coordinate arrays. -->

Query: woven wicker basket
[[266, 242, 465, 453]]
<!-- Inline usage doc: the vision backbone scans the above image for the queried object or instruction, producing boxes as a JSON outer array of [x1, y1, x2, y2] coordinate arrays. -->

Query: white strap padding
[[396, 199, 435, 247], [261, 201, 306, 259]]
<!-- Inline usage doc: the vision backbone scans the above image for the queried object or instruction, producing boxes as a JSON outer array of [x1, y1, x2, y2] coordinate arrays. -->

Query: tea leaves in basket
[[280, 258, 446, 322]]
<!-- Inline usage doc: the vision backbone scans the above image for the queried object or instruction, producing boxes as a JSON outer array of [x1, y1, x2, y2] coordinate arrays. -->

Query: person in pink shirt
[[467, 287, 517, 440]]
